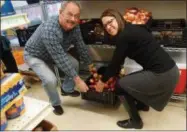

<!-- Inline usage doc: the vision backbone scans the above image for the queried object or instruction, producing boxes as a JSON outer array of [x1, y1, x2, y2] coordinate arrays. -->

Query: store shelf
[[1, 13, 30, 31], [6, 96, 52, 131], [88, 44, 115, 49], [171, 94, 186, 101], [162, 47, 187, 52], [88, 44, 186, 51]]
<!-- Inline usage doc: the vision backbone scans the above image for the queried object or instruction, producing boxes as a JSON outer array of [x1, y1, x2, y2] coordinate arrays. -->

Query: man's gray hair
[[61, 1, 81, 12]]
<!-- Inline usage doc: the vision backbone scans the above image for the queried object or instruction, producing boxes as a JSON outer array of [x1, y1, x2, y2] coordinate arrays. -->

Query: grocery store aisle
[[25, 82, 186, 131]]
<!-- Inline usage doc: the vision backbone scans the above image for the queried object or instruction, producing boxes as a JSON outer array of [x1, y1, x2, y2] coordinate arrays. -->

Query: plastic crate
[[81, 67, 120, 106], [81, 88, 119, 106]]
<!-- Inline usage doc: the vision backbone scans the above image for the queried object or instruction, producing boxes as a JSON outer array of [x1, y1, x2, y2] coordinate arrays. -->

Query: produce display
[[123, 7, 152, 25], [88, 67, 125, 91]]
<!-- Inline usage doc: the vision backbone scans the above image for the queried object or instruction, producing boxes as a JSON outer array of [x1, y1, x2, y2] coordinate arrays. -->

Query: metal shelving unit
[[162, 47, 187, 52], [171, 94, 186, 101], [6, 96, 52, 131], [88, 44, 187, 51]]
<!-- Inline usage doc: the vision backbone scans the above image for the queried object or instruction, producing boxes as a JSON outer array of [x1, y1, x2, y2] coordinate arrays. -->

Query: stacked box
[[1, 74, 27, 112]]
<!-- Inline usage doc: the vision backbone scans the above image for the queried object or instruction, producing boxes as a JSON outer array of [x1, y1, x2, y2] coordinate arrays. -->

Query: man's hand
[[95, 80, 105, 92], [74, 76, 89, 92]]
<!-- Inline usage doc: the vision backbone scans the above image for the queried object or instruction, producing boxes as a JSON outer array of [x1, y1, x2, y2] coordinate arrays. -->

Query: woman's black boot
[[117, 90, 143, 129]]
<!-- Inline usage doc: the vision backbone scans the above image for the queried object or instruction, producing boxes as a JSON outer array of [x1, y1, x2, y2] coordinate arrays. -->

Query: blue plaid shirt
[[24, 16, 92, 78]]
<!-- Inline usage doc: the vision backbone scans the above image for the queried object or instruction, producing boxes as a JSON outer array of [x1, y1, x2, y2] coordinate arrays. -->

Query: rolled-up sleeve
[[41, 31, 78, 79]]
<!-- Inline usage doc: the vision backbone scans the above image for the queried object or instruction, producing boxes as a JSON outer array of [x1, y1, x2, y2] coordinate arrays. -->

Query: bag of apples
[[81, 67, 124, 107], [123, 7, 152, 25]]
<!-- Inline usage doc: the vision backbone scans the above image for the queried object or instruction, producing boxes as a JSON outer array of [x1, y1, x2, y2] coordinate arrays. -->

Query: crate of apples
[[88, 73, 117, 92]]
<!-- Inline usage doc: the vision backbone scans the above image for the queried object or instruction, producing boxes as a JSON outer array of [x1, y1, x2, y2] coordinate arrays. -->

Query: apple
[[129, 8, 138, 15], [104, 84, 109, 89], [144, 11, 149, 16], [89, 79, 95, 84], [123, 15, 127, 20], [89, 85, 96, 89], [94, 78, 99, 82], [111, 87, 115, 91], [93, 73, 98, 79], [127, 13, 135, 22], [110, 82, 115, 88], [99, 75, 102, 79], [137, 20, 143, 25], [108, 77, 114, 84], [132, 20, 137, 24], [92, 67, 97, 72]]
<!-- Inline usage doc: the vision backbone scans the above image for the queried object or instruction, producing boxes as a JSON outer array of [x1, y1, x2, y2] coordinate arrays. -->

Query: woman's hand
[[95, 80, 105, 92]]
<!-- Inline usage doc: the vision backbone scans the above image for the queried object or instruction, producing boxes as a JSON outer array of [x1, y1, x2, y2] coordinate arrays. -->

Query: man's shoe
[[61, 89, 80, 97], [117, 118, 143, 129], [53, 105, 64, 115]]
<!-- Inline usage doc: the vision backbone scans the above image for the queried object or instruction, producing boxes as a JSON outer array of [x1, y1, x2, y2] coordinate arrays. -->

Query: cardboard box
[[33, 120, 57, 131]]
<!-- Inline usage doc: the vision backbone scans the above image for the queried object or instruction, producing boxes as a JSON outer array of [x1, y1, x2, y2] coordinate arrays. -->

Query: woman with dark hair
[[95, 9, 179, 129]]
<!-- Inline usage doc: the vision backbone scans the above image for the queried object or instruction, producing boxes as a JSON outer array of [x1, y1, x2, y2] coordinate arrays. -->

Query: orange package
[[12, 49, 24, 65]]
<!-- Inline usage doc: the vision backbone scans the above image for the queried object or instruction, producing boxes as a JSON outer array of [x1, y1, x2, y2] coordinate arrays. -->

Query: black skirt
[[118, 65, 179, 111]]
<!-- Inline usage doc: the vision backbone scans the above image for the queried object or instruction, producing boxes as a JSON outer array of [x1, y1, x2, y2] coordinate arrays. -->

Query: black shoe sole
[[53, 110, 64, 115], [117, 120, 143, 129]]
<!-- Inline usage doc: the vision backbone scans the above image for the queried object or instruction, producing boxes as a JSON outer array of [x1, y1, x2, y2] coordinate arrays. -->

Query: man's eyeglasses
[[103, 18, 114, 29], [65, 12, 80, 21]]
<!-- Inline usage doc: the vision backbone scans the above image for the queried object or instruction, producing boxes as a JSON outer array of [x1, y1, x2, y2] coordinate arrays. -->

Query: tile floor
[[25, 82, 186, 131]]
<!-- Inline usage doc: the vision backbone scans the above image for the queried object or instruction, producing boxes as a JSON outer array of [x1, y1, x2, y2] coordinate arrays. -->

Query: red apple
[[104, 84, 109, 89], [98, 75, 102, 79], [92, 67, 97, 72], [94, 78, 99, 82], [126, 12, 135, 22], [137, 20, 143, 25], [110, 82, 115, 88], [108, 77, 114, 84], [129, 8, 138, 15], [93, 73, 98, 79], [123, 15, 127, 20], [89, 85, 96, 89], [89, 79, 95, 84]]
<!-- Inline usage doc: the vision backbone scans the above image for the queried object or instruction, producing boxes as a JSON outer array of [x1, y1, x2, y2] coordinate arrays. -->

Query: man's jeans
[[24, 52, 79, 106]]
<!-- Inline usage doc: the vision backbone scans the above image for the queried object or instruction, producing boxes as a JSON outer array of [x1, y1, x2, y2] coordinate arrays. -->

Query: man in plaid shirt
[[24, 1, 94, 115]]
